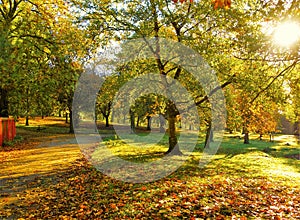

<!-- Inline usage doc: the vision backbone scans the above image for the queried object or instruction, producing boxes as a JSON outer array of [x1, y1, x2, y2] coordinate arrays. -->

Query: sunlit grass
[[91, 131, 300, 186]]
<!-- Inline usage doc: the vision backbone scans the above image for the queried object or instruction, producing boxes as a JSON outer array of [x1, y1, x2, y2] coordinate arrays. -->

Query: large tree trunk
[[0, 88, 9, 117], [105, 115, 109, 127], [166, 108, 182, 155]]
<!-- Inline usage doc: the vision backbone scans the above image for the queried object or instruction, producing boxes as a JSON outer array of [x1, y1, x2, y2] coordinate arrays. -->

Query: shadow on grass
[[94, 130, 299, 171]]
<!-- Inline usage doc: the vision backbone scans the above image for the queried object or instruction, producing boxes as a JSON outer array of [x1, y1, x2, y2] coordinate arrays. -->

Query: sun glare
[[273, 21, 300, 47]]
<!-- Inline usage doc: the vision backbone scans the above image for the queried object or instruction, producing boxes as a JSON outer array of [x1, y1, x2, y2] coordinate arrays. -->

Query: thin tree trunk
[[204, 123, 213, 148], [25, 88, 29, 126], [137, 116, 140, 127], [0, 88, 9, 117], [69, 110, 74, 134], [25, 116, 29, 126], [243, 126, 250, 144], [130, 110, 135, 133], [259, 133, 263, 141], [65, 113, 68, 124], [269, 132, 274, 142]]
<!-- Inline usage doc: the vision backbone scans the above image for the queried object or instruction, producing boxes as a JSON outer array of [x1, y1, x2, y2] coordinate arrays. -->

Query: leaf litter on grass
[[1, 152, 299, 219], [0, 119, 299, 219]]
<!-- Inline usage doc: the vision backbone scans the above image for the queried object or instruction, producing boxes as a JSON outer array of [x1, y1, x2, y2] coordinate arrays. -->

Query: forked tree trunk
[[101, 112, 110, 127]]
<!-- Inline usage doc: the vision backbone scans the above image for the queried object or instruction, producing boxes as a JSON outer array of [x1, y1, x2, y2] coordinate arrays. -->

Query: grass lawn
[[0, 117, 299, 219]]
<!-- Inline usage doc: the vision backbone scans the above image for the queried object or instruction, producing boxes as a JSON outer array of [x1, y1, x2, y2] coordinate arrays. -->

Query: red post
[[2, 119, 8, 143], [0, 119, 3, 146], [0, 118, 16, 146]]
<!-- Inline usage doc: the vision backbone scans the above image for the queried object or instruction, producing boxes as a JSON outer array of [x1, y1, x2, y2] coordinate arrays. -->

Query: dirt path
[[0, 135, 81, 213]]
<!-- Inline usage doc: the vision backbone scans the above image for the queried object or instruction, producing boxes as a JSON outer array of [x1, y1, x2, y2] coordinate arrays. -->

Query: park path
[[0, 134, 81, 211]]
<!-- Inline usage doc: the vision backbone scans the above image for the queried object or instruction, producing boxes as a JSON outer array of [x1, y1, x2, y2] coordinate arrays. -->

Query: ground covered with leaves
[[0, 118, 299, 219]]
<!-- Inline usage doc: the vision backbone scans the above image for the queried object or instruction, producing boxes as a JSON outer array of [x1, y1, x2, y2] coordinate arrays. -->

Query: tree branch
[[13, 34, 55, 45], [195, 78, 233, 106], [250, 60, 299, 104]]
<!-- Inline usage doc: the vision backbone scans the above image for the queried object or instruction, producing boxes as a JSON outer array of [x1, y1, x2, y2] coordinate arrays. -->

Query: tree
[[0, 0, 86, 124], [75, 0, 243, 154], [0, 0, 89, 131], [96, 75, 121, 127], [0, 0, 24, 117], [75, 0, 300, 151], [73, 0, 256, 152]]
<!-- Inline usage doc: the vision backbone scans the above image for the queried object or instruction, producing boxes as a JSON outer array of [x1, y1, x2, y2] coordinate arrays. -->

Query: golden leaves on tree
[[212, 0, 232, 9]]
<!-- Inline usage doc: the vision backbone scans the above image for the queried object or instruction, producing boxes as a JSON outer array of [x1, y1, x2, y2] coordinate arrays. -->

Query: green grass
[[91, 130, 299, 186]]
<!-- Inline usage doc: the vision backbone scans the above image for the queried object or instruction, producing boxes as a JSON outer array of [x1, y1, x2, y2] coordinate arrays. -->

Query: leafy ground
[[0, 117, 299, 219]]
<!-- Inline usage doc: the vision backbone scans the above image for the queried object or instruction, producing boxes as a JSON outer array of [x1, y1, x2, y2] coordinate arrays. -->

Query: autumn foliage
[[172, 0, 232, 9], [212, 0, 232, 9]]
